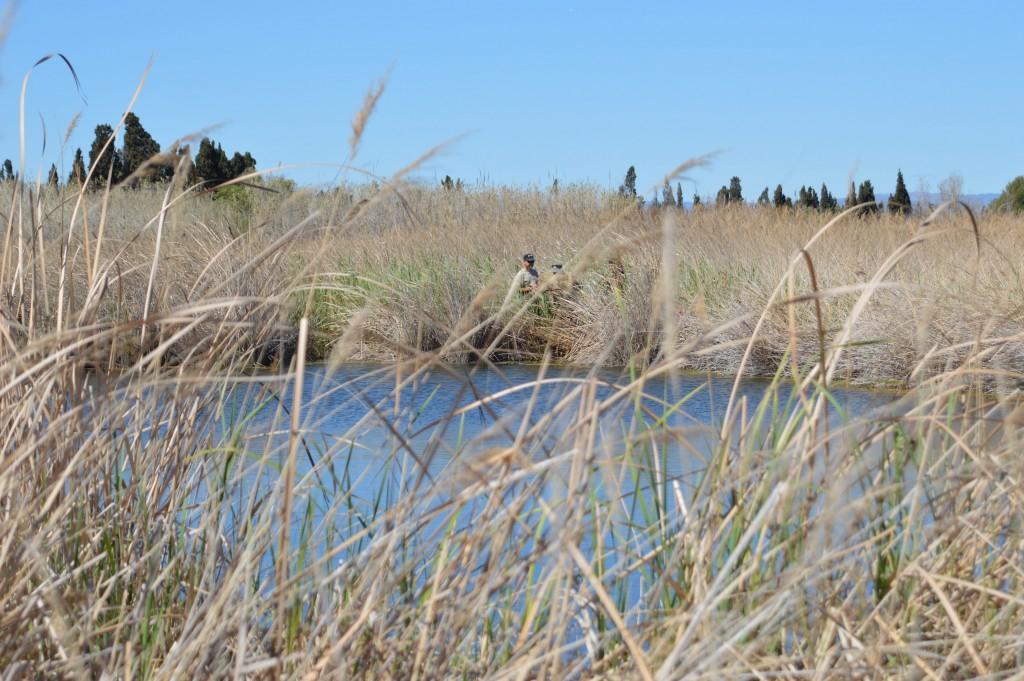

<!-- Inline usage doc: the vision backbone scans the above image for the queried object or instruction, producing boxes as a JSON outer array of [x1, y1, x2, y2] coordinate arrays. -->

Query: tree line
[[0, 113, 257, 191], [616, 165, 915, 216], [6, 131, 1023, 215]]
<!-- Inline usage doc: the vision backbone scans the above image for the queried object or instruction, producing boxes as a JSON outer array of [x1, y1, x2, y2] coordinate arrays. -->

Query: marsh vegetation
[[4, 69, 1024, 676]]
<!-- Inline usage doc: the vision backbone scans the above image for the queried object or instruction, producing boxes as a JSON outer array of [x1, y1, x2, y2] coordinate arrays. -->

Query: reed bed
[[4, 120, 1024, 679], [20, 178, 1024, 386], [6, 71, 1024, 675]]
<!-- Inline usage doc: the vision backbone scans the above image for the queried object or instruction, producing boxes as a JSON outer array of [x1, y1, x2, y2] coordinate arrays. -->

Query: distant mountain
[[836, 192, 999, 208], [907, 191, 999, 208], [672, 192, 1000, 210]]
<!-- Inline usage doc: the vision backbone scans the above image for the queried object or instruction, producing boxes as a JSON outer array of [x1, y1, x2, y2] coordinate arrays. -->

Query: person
[[513, 253, 539, 294]]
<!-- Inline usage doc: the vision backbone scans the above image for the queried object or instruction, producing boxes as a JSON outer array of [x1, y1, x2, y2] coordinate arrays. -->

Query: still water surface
[[205, 363, 897, 621], [215, 362, 892, 525]]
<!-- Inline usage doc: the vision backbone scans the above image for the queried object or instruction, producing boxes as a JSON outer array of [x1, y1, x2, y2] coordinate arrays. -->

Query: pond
[[207, 363, 896, 598], [216, 362, 891, 497]]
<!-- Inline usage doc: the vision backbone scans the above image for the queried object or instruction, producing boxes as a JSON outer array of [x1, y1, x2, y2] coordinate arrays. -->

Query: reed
[[3, 97, 1024, 679], [14, 179, 1024, 386]]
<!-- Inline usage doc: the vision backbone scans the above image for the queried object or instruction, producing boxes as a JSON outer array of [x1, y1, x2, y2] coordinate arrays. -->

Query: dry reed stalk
[[3, 69, 1024, 679]]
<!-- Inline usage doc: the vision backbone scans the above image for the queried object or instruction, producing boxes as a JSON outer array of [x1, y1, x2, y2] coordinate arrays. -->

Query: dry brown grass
[[3, 154, 1024, 679], [17, 180, 1024, 386]]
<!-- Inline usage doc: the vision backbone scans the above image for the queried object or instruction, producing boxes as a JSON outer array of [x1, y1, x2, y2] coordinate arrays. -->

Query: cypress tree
[[807, 186, 819, 210], [888, 170, 912, 216], [692, 194, 701, 207], [676, 182, 684, 210], [47, 164, 59, 187], [727, 176, 742, 203], [857, 180, 878, 214], [68, 148, 86, 186], [194, 138, 230, 185], [757, 187, 771, 206], [121, 113, 161, 182], [820, 183, 838, 211], [618, 166, 637, 197], [229, 151, 257, 179], [88, 124, 123, 189], [0, 159, 12, 180], [772, 184, 789, 208]]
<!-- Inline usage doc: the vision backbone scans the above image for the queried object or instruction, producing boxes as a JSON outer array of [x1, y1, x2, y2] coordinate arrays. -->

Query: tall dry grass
[[18, 179, 1024, 386], [4, 84, 1024, 678]]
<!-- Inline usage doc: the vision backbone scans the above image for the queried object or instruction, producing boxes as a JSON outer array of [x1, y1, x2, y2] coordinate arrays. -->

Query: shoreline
[[302, 358, 910, 396]]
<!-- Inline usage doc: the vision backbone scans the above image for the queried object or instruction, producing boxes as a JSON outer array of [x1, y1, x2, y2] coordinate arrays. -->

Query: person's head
[[522, 253, 536, 269]]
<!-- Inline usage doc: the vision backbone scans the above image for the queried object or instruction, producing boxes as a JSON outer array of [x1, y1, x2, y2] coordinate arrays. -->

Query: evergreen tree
[[798, 186, 808, 207], [888, 170, 912, 216], [727, 176, 742, 203], [68, 148, 86, 186], [121, 113, 161, 182], [991, 176, 1024, 213], [803, 186, 820, 210], [856, 180, 878, 215], [618, 166, 637, 198], [715, 186, 729, 206], [47, 164, 59, 187], [692, 194, 701, 207], [0, 159, 12, 181], [441, 175, 454, 191], [757, 187, 771, 206], [550, 178, 559, 194], [194, 138, 230, 185], [88, 124, 123, 189], [676, 182, 684, 210], [772, 184, 790, 208], [820, 183, 838, 211], [662, 180, 674, 207], [229, 151, 257, 179]]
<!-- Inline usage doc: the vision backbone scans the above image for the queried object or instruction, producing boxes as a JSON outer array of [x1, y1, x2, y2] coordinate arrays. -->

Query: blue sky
[[1, 1, 1020, 196]]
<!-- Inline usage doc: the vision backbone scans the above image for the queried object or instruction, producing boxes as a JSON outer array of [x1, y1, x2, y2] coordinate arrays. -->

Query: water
[[166, 362, 906, 658], [214, 363, 890, 503], [86, 362, 959, 661], [208, 362, 893, 573]]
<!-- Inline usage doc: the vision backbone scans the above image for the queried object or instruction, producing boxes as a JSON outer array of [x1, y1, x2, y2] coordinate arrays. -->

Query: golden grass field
[[12, 179, 1024, 386], [3, 134, 1024, 678]]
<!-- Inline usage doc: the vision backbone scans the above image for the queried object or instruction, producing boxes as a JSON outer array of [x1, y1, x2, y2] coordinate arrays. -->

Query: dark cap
[[522, 253, 535, 264]]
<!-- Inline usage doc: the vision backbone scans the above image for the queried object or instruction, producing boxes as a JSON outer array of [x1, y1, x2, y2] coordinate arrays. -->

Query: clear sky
[[1, 1, 1020, 197]]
